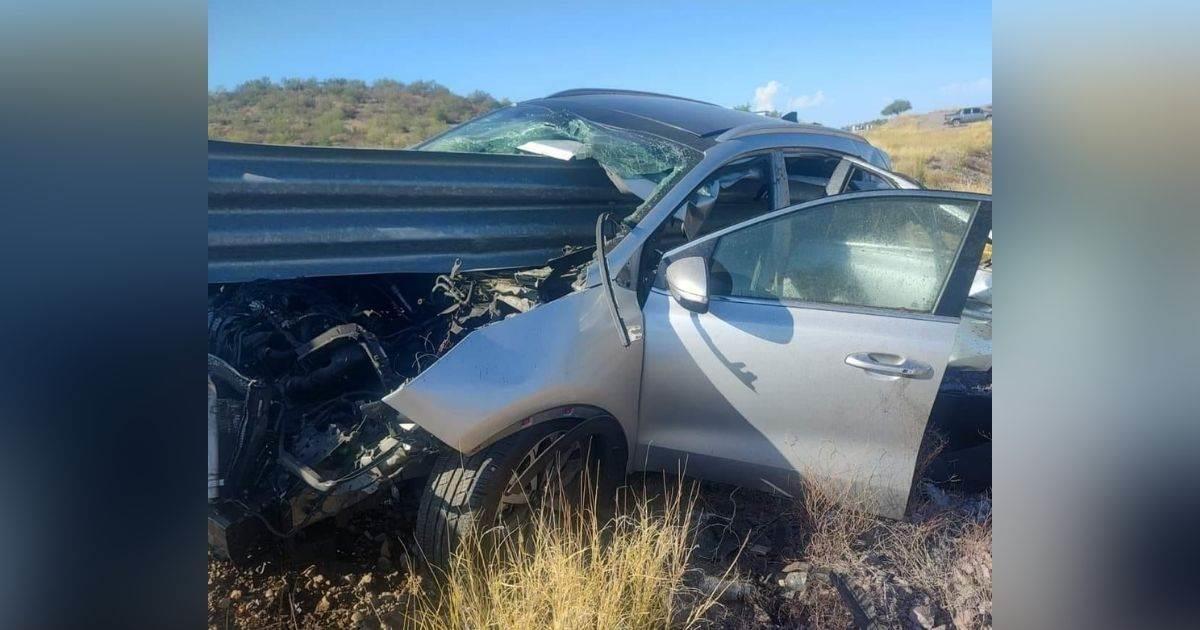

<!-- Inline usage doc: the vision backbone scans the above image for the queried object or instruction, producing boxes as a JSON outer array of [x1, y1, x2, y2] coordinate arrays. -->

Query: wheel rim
[[497, 431, 589, 525]]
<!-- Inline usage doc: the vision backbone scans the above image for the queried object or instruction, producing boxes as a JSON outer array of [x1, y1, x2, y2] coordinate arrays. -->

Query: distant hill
[[208, 78, 508, 148], [863, 113, 992, 193]]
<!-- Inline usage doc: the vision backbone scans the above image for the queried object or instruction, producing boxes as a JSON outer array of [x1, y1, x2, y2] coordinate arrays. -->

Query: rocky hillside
[[208, 78, 507, 148]]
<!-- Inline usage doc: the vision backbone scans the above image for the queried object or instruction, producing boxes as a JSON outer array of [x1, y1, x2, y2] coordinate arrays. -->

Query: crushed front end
[[206, 250, 592, 561], [206, 109, 695, 562]]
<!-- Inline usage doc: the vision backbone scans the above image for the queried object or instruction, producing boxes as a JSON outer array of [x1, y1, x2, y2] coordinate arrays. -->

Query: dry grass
[[865, 115, 993, 193], [401, 478, 725, 629], [899, 510, 992, 629], [400, 474, 993, 629], [209, 473, 990, 628], [795, 479, 993, 628], [796, 479, 880, 575]]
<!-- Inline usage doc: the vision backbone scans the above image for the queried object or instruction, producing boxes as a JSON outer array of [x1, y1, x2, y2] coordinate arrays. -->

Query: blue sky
[[209, 0, 991, 127]]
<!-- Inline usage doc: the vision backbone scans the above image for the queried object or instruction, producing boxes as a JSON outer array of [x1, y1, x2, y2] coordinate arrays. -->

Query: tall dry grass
[[400, 477, 726, 629], [391, 467, 991, 628], [865, 116, 992, 193]]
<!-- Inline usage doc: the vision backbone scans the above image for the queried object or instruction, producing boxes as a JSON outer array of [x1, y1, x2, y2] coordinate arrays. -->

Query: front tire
[[414, 419, 612, 565]]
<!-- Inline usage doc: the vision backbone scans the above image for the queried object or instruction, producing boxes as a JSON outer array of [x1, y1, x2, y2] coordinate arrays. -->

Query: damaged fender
[[382, 286, 643, 460]]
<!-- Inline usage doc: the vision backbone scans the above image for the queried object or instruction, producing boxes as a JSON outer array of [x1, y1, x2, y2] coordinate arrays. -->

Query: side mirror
[[665, 256, 709, 313]]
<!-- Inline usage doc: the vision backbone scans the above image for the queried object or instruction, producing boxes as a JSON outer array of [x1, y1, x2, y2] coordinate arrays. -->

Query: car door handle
[[845, 352, 934, 379]]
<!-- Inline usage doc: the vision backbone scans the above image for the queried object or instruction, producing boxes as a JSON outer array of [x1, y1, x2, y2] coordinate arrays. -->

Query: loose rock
[[780, 571, 807, 591], [909, 604, 936, 629], [700, 574, 756, 604]]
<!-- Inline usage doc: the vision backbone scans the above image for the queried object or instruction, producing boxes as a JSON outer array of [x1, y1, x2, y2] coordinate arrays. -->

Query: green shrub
[[208, 78, 505, 147]]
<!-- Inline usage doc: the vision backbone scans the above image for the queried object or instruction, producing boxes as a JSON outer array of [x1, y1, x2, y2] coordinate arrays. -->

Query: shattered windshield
[[418, 105, 698, 217]]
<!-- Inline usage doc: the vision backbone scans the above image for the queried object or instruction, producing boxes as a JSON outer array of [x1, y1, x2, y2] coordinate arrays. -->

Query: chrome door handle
[[845, 352, 933, 379]]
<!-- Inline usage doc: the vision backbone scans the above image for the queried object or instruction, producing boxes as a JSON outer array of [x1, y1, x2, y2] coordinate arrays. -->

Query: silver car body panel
[[381, 287, 644, 457], [637, 291, 958, 518], [633, 188, 987, 518]]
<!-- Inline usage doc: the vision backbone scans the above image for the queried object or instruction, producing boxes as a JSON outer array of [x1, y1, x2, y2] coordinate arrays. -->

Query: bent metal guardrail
[[208, 140, 640, 283]]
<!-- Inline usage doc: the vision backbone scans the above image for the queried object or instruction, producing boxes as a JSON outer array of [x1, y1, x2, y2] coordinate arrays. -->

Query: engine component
[[207, 254, 591, 560]]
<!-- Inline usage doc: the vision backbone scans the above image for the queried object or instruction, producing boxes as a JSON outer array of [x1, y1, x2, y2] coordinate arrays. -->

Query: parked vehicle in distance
[[945, 106, 992, 126], [208, 89, 992, 564]]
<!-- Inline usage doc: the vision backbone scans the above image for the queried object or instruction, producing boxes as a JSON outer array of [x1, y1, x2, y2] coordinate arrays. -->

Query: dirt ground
[[208, 491, 424, 629], [209, 475, 990, 629]]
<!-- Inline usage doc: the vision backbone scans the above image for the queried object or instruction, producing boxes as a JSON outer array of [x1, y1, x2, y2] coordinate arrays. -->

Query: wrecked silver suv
[[208, 89, 992, 563]]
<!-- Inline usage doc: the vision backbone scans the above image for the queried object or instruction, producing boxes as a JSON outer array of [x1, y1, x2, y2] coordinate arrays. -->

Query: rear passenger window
[[846, 168, 891, 191], [785, 155, 896, 200], [708, 196, 979, 313], [785, 156, 840, 204]]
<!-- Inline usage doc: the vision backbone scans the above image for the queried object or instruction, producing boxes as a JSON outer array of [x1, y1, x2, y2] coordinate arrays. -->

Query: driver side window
[[638, 154, 776, 302], [675, 155, 775, 242]]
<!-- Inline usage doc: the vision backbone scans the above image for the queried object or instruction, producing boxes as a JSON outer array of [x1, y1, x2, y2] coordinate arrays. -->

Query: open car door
[[635, 190, 991, 517]]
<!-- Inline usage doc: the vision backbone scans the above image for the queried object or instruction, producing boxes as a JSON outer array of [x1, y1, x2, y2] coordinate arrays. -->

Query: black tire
[[415, 419, 597, 565]]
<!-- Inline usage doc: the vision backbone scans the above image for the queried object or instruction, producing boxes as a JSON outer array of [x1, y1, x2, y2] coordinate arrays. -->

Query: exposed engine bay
[[206, 248, 593, 559]]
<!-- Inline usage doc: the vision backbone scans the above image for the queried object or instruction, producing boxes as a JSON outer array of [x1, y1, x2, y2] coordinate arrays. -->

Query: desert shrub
[[208, 78, 505, 148]]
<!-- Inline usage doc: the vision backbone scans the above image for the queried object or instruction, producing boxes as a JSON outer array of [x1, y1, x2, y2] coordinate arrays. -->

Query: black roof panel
[[528, 89, 769, 139]]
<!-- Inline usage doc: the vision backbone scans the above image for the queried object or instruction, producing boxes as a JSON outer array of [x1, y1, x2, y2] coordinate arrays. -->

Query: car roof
[[523, 88, 870, 151]]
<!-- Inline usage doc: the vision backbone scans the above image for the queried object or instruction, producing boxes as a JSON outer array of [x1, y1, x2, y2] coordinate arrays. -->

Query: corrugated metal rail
[[209, 141, 639, 283]]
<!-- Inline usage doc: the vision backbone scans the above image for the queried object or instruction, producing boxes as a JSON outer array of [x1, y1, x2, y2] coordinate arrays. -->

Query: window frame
[[674, 150, 786, 239], [638, 147, 920, 299], [783, 150, 920, 196], [653, 189, 992, 321], [642, 147, 919, 260], [633, 149, 786, 300], [657, 147, 920, 241]]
